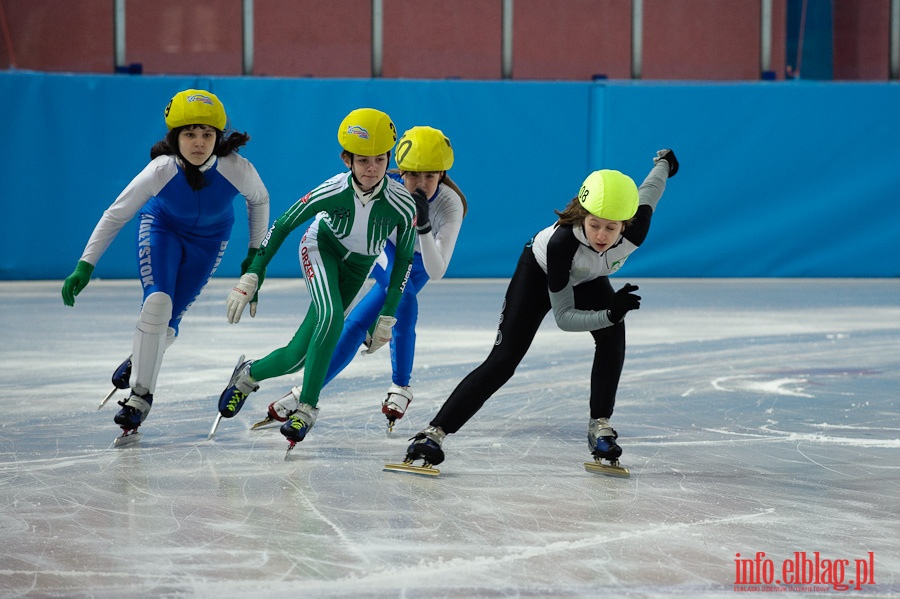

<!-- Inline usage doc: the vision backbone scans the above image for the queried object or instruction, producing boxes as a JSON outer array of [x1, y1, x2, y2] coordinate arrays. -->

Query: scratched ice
[[1, 279, 898, 598]]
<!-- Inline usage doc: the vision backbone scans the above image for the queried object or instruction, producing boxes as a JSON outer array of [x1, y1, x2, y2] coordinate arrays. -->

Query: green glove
[[62, 260, 95, 306], [239, 248, 266, 317]]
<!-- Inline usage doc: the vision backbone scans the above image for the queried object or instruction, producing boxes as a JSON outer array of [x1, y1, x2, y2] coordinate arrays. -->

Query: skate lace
[[289, 416, 309, 431], [226, 391, 246, 413]]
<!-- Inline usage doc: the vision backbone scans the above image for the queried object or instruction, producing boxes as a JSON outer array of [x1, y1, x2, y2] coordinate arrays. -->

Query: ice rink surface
[[1, 278, 898, 598]]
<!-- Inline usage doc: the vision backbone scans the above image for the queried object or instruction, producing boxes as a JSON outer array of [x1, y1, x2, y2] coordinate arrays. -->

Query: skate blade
[[384, 462, 440, 477], [284, 441, 297, 461], [250, 416, 279, 430], [98, 387, 118, 410], [114, 431, 142, 447], [208, 413, 223, 440], [583, 460, 630, 478]]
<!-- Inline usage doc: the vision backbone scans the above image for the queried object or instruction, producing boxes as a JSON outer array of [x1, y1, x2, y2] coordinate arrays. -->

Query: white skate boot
[[251, 386, 301, 430], [382, 384, 413, 432]]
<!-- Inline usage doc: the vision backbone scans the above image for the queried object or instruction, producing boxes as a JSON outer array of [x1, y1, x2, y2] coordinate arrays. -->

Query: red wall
[[513, 0, 632, 80], [0, 0, 889, 80], [833, 0, 891, 80], [0, 0, 112, 72], [254, 0, 371, 78], [124, 0, 243, 76]]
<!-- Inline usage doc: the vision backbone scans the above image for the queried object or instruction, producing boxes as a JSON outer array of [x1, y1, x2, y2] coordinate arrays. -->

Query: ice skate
[[98, 355, 133, 409], [112, 355, 133, 389], [584, 418, 630, 477], [251, 386, 300, 430], [113, 391, 152, 447], [280, 403, 319, 458], [217, 355, 258, 418], [384, 425, 445, 476], [381, 384, 412, 432]]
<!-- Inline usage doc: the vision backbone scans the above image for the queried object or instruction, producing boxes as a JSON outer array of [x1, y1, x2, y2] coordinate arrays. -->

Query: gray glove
[[360, 315, 397, 354], [226, 273, 258, 324]]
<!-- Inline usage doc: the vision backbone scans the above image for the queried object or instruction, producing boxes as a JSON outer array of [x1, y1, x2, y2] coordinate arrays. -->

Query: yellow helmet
[[577, 170, 639, 221], [337, 108, 397, 156], [164, 89, 227, 131], [395, 126, 454, 172]]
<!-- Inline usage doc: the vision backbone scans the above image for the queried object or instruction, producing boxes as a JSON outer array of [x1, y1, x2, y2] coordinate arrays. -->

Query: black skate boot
[[111, 356, 132, 389], [584, 418, 629, 477], [280, 403, 319, 456], [114, 391, 153, 429], [384, 425, 446, 476], [406, 425, 446, 466], [588, 417, 622, 460], [218, 358, 258, 418]]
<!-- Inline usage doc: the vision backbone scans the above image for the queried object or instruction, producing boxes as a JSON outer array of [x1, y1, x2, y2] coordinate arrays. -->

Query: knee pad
[[139, 292, 172, 334], [132, 292, 172, 395]]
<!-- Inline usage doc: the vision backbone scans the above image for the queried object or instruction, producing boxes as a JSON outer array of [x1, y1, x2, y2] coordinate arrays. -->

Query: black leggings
[[431, 247, 626, 434]]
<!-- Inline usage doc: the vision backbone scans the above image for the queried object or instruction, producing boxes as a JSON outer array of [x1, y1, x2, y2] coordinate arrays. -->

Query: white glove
[[226, 273, 258, 324], [360, 315, 397, 355]]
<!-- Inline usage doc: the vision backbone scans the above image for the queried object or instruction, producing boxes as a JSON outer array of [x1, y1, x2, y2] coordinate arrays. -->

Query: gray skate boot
[[588, 418, 622, 460], [280, 402, 319, 454], [406, 425, 446, 466]]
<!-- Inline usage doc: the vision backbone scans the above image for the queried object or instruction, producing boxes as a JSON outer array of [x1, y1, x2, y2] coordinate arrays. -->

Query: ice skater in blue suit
[[62, 89, 270, 438]]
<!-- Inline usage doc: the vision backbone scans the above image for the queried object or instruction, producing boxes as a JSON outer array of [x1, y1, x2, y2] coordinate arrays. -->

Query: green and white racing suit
[[244, 171, 416, 407]]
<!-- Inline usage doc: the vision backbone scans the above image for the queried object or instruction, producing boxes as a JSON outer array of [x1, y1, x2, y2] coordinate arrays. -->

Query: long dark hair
[[150, 125, 250, 191], [554, 197, 633, 229], [554, 197, 590, 226]]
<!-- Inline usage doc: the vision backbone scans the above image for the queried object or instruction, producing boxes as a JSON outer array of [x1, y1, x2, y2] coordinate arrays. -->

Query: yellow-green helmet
[[164, 89, 227, 131], [337, 108, 397, 156], [395, 126, 454, 172], [577, 169, 639, 221]]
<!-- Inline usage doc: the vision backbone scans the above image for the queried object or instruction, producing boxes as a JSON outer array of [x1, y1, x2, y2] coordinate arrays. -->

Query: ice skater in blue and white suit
[[62, 89, 270, 436]]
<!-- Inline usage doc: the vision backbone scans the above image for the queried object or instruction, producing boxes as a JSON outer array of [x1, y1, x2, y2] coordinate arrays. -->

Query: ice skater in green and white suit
[[218, 108, 417, 449]]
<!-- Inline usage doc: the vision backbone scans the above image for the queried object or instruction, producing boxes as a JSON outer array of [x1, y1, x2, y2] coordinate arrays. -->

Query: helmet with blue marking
[[338, 108, 397, 156], [164, 89, 227, 131]]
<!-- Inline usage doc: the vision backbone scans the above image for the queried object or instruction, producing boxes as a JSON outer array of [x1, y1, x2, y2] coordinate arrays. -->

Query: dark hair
[[554, 197, 633, 228], [554, 197, 590, 226], [150, 125, 250, 191]]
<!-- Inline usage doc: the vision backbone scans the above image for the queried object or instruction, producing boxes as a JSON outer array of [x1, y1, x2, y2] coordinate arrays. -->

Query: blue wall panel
[[1, 72, 898, 281], [591, 81, 900, 277]]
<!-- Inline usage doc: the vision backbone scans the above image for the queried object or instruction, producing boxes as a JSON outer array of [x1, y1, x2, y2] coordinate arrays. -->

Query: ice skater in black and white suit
[[401, 148, 679, 469]]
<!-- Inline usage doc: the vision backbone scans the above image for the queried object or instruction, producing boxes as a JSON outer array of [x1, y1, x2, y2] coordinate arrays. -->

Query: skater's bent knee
[[140, 292, 172, 330]]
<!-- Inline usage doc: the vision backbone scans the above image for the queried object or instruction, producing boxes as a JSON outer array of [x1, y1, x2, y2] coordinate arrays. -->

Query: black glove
[[608, 283, 641, 323], [413, 188, 432, 234], [655, 149, 679, 177]]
